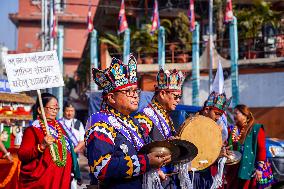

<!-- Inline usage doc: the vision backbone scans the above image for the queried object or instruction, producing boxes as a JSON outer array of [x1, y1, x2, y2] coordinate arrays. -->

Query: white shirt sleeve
[[78, 121, 85, 142]]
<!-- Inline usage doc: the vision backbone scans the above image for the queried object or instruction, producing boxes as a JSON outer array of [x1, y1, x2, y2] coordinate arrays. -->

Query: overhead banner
[[4, 50, 64, 92]]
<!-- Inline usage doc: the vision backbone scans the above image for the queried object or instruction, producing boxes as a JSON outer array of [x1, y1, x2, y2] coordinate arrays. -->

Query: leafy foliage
[[100, 33, 124, 53], [235, 0, 280, 39], [171, 12, 192, 51]]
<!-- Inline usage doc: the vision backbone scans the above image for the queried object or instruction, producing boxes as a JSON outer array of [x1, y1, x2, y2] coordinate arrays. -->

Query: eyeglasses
[[115, 88, 141, 97], [45, 106, 60, 112], [166, 92, 182, 100]]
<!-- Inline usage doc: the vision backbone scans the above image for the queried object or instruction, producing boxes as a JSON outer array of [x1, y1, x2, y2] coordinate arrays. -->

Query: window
[[31, 0, 40, 5], [54, 0, 66, 13]]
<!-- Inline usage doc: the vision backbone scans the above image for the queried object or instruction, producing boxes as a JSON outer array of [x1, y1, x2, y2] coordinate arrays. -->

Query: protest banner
[[4, 50, 64, 92], [3, 50, 65, 161]]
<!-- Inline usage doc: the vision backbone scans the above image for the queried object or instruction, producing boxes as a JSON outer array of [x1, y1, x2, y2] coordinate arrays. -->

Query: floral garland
[[0, 158, 21, 188], [52, 136, 67, 167], [231, 126, 245, 142], [39, 119, 62, 143], [38, 119, 67, 167]]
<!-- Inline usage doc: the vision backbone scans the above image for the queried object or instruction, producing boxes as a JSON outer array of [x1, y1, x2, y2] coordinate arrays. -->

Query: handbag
[[256, 159, 274, 187]]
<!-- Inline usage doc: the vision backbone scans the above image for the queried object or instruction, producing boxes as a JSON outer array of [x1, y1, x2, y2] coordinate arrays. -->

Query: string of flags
[[83, 0, 235, 34], [150, 0, 160, 34], [187, 0, 195, 32], [87, 0, 94, 33], [51, 2, 57, 38], [225, 0, 234, 23]]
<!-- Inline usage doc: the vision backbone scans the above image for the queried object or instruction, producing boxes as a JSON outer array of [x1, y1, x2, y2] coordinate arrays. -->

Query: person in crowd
[[18, 93, 79, 189], [189, 63, 231, 189], [85, 55, 171, 189], [134, 69, 183, 141], [134, 68, 184, 188], [225, 104, 274, 189], [59, 101, 85, 188], [0, 140, 13, 162], [60, 101, 85, 154]]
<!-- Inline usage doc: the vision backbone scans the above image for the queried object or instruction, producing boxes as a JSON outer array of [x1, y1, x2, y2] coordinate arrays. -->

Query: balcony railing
[[106, 33, 284, 64]]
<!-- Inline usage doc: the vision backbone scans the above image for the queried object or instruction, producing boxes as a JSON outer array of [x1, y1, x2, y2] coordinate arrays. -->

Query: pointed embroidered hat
[[205, 61, 231, 112], [156, 69, 184, 91], [92, 54, 138, 94]]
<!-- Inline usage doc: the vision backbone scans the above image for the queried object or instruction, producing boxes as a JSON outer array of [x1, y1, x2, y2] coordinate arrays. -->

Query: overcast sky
[[0, 0, 18, 50]]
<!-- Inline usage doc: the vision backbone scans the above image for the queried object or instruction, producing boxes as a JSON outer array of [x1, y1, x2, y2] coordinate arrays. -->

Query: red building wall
[[11, 0, 100, 77]]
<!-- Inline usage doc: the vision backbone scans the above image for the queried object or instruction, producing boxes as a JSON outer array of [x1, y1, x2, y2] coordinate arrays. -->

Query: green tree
[[131, 24, 158, 54], [99, 33, 123, 53], [171, 12, 192, 52], [235, 0, 281, 49]]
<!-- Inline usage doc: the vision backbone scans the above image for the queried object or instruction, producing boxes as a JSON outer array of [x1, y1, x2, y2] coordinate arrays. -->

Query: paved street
[[78, 154, 90, 189]]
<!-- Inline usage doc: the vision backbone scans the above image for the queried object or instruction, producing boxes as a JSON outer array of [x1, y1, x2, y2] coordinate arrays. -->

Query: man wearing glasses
[[85, 55, 171, 189], [134, 69, 184, 188]]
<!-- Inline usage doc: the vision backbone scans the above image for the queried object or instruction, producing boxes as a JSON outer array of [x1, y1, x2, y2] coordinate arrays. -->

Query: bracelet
[[258, 161, 265, 165], [37, 144, 44, 153], [3, 152, 10, 158]]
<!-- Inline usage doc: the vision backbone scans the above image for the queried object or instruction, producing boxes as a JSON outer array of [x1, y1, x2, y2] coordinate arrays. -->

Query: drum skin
[[177, 115, 222, 171]]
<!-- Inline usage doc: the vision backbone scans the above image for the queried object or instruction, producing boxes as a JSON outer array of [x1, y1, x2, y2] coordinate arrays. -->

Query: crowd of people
[[0, 54, 274, 189]]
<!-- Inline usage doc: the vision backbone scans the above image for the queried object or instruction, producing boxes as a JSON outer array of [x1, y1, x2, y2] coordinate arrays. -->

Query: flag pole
[[208, 0, 213, 93]]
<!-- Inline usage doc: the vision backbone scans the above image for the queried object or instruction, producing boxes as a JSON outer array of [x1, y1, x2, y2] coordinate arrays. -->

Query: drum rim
[[176, 115, 223, 171]]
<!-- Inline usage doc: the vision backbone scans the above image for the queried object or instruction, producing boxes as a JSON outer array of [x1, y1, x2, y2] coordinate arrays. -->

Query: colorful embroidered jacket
[[134, 99, 176, 141], [85, 106, 150, 189]]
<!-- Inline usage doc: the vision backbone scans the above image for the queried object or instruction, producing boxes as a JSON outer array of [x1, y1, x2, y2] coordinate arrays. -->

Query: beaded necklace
[[39, 119, 62, 143], [38, 119, 67, 167], [106, 106, 145, 151], [231, 126, 246, 142], [150, 100, 175, 138]]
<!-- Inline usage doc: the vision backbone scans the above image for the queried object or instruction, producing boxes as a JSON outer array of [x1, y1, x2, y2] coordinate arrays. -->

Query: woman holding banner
[[18, 93, 76, 189]]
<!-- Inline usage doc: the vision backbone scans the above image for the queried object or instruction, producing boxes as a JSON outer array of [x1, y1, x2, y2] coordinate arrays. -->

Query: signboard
[[3, 51, 64, 92]]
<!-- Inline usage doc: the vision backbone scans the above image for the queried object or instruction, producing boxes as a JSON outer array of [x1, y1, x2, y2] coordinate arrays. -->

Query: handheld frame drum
[[177, 115, 223, 171]]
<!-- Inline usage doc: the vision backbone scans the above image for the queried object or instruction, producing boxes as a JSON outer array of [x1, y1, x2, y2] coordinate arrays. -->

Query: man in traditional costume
[[135, 69, 193, 189], [85, 55, 171, 189], [189, 62, 231, 189], [134, 69, 183, 141]]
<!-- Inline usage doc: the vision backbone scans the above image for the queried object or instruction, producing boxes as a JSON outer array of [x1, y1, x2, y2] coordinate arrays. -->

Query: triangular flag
[[211, 60, 224, 94], [187, 0, 195, 31], [118, 0, 128, 34], [150, 0, 160, 34], [87, 8, 94, 32], [224, 0, 233, 23], [51, 4, 57, 38]]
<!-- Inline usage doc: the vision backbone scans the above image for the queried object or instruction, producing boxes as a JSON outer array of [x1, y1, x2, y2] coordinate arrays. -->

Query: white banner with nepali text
[[4, 50, 64, 92]]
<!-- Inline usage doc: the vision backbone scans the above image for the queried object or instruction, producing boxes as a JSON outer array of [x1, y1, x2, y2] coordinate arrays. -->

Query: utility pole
[[44, 0, 48, 50], [57, 28, 64, 118], [192, 22, 200, 106], [230, 17, 239, 107], [209, 0, 213, 92], [158, 26, 165, 70], [123, 28, 130, 65], [90, 30, 98, 91], [49, 0, 54, 50], [47, 0, 54, 94], [41, 0, 45, 50]]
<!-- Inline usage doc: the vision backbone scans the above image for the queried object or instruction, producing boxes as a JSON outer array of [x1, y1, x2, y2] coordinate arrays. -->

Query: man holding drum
[[188, 63, 231, 189]]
